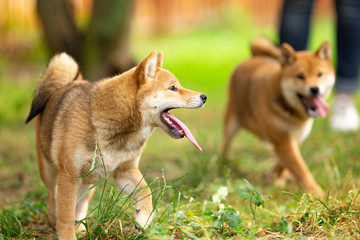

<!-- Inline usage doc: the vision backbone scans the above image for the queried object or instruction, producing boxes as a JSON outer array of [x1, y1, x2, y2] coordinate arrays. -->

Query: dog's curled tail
[[26, 53, 80, 123], [250, 36, 281, 60]]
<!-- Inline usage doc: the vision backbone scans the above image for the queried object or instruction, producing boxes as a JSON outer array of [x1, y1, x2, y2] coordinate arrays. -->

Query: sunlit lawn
[[0, 15, 359, 239]]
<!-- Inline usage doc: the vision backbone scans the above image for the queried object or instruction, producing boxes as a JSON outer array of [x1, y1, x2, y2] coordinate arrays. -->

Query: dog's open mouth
[[297, 94, 329, 118], [160, 110, 202, 152]]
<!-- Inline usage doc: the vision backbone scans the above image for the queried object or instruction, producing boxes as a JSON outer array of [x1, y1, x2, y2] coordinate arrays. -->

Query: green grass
[[1, 14, 360, 239]]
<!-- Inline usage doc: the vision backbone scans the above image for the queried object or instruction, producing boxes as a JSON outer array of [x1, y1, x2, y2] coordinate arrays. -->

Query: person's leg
[[279, 0, 315, 50], [335, 0, 360, 93], [330, 0, 360, 131]]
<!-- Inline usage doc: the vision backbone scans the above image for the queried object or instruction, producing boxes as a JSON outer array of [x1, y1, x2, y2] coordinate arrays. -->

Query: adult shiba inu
[[222, 37, 335, 197], [26, 51, 207, 239]]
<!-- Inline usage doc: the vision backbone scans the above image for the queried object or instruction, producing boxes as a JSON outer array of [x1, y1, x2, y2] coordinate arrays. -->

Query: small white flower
[[219, 203, 225, 210], [212, 186, 228, 203]]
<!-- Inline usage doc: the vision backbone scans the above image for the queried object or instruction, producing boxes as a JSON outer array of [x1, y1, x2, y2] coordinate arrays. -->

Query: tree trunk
[[37, 0, 136, 81], [81, 0, 136, 81], [37, 0, 81, 59]]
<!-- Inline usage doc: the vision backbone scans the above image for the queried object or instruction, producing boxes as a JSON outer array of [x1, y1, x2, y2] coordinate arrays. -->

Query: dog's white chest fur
[[100, 125, 154, 172], [295, 119, 313, 143]]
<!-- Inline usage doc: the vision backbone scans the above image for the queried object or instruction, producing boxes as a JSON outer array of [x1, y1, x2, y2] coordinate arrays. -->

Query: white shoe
[[330, 93, 359, 131]]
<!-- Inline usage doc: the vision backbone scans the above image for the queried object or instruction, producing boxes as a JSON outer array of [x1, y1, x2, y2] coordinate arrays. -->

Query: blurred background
[[0, 0, 340, 206], [0, 0, 334, 77]]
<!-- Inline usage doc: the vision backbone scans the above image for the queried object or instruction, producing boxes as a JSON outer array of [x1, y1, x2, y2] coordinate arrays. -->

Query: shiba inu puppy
[[26, 51, 207, 239], [222, 37, 335, 197]]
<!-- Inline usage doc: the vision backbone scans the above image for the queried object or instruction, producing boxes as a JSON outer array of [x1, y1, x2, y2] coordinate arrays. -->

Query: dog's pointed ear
[[136, 50, 159, 85], [281, 43, 296, 65], [157, 51, 163, 68], [316, 41, 331, 61]]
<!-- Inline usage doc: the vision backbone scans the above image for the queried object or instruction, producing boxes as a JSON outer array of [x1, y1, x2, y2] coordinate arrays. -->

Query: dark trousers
[[279, 0, 360, 93]]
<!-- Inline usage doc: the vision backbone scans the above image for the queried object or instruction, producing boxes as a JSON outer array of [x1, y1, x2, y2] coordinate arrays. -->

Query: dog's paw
[[75, 222, 86, 233], [266, 168, 293, 187], [134, 208, 153, 230], [306, 185, 325, 198], [273, 177, 287, 188], [135, 224, 143, 234]]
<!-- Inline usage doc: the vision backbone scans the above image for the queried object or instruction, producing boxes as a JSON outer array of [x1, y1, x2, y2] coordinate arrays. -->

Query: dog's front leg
[[274, 137, 324, 197], [266, 162, 293, 187], [114, 166, 153, 230], [56, 170, 80, 240]]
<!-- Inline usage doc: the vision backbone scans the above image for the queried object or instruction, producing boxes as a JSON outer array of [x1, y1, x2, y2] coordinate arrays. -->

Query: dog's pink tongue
[[163, 112, 202, 152], [312, 96, 329, 118]]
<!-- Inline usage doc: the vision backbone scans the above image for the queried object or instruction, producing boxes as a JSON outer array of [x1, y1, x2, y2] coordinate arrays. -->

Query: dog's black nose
[[310, 87, 319, 96], [200, 94, 207, 103]]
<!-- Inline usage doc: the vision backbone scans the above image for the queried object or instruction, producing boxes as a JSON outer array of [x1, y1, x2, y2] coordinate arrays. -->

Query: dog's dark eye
[[297, 74, 305, 80], [168, 85, 177, 91], [318, 72, 323, 77]]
